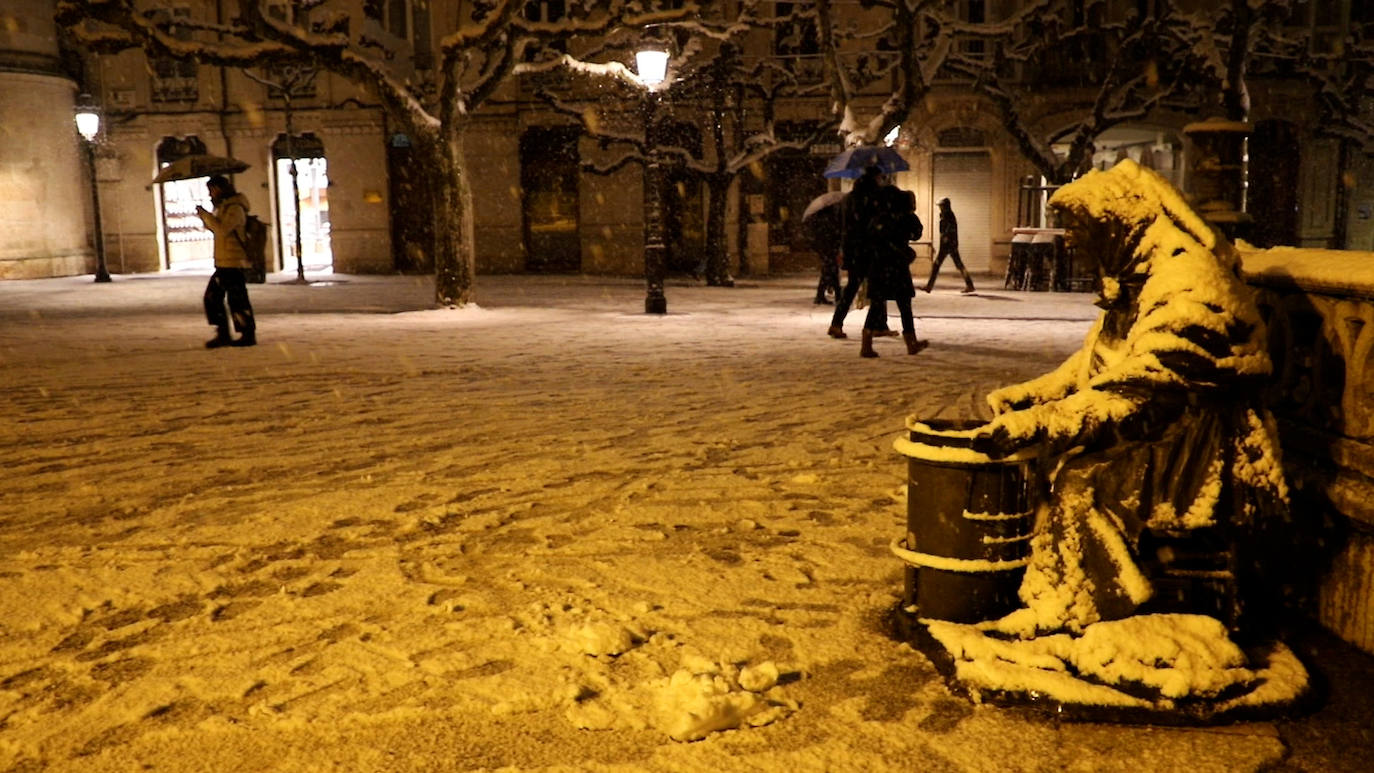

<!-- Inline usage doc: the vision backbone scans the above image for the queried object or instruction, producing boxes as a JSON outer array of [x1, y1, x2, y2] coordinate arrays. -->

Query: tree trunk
[[426, 131, 476, 307], [703, 175, 733, 286]]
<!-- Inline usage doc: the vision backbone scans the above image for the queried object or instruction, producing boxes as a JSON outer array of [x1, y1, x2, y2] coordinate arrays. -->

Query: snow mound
[[923, 613, 1309, 713], [563, 650, 795, 742], [652, 658, 792, 742]]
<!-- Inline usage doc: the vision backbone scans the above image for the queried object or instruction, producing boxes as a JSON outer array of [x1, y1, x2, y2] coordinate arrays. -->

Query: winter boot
[[903, 331, 929, 355], [961, 284, 976, 294], [860, 330, 879, 358], [827, 325, 848, 339], [232, 333, 257, 347], [205, 327, 232, 349]]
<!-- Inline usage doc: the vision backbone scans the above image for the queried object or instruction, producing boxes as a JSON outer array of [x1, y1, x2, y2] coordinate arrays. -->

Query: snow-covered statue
[[909, 161, 1308, 718], [971, 159, 1289, 636]]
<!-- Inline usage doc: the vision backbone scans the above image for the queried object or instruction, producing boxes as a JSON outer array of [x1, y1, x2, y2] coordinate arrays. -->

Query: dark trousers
[[204, 268, 255, 337], [816, 253, 840, 301], [865, 296, 913, 333], [926, 245, 975, 290], [830, 271, 889, 330], [830, 271, 861, 328]]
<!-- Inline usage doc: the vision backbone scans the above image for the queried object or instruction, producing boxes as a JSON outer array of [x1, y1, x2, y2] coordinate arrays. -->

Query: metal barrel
[[892, 418, 1038, 623]]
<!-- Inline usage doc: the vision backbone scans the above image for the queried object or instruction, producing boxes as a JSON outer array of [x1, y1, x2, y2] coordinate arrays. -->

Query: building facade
[[7, 0, 1371, 282], [1, 0, 94, 279]]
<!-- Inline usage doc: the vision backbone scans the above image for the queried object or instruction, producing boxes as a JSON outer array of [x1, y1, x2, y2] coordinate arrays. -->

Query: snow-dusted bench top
[[1241, 246, 1374, 299]]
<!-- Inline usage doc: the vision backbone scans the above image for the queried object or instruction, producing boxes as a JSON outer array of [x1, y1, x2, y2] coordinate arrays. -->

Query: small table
[[1007, 228, 1068, 291]]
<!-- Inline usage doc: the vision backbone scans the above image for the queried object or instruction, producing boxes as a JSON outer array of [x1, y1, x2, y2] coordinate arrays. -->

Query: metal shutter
[[932, 152, 993, 273]]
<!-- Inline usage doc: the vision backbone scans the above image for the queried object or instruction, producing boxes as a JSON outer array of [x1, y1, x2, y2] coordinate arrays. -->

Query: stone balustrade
[[1243, 247, 1374, 655]]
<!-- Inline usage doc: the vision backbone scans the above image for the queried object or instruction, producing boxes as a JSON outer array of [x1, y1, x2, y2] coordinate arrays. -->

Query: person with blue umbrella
[[824, 146, 911, 341], [827, 165, 885, 340]]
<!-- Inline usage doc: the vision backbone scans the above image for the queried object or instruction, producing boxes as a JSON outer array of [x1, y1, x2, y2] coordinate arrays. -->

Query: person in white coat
[[196, 175, 256, 348]]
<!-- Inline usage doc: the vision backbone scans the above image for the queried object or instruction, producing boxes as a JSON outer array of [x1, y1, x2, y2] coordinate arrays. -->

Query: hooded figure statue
[[972, 160, 1289, 636]]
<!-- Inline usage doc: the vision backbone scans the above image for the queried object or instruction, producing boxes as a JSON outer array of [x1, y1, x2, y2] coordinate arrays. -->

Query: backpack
[[236, 214, 269, 283]]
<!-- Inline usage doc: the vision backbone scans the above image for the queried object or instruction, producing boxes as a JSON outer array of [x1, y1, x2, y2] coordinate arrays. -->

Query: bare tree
[[941, 1, 1188, 184], [1168, 0, 1374, 149], [816, 0, 939, 148], [58, 0, 694, 307], [534, 3, 836, 286], [832, 0, 1373, 187]]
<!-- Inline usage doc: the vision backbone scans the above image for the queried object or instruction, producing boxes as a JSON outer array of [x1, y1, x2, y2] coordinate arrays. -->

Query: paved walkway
[[0, 272, 1368, 772]]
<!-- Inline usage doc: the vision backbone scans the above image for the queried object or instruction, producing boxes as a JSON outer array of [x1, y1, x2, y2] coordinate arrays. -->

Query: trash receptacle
[[892, 418, 1039, 623]]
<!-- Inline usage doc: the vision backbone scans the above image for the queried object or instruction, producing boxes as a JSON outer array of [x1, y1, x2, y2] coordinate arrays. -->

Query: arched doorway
[[932, 127, 993, 273], [272, 132, 333, 275], [155, 135, 214, 272], [520, 126, 581, 272]]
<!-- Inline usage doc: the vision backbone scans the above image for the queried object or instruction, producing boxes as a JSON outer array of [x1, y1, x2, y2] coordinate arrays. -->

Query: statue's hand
[[970, 422, 1020, 459], [986, 387, 1031, 416]]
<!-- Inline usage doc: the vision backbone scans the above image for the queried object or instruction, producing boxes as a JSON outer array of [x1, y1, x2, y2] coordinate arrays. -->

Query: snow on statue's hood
[[1049, 159, 1233, 284]]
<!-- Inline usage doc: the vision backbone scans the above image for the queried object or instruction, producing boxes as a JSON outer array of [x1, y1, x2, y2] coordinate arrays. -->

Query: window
[[1294, 0, 1352, 54], [365, 0, 431, 69], [263, 63, 317, 100], [521, 0, 567, 61], [958, 0, 987, 59], [388, 0, 409, 37], [523, 0, 566, 23], [774, 2, 823, 82], [150, 7, 197, 102], [938, 127, 987, 148]]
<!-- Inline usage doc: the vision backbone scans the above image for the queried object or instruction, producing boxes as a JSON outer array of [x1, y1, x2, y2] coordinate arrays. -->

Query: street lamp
[[74, 93, 111, 283], [636, 39, 670, 314]]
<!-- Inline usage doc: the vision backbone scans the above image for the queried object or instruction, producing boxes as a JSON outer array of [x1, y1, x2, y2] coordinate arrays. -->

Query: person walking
[[923, 197, 976, 294], [827, 166, 884, 339], [196, 175, 257, 348], [860, 186, 928, 357], [803, 196, 842, 305]]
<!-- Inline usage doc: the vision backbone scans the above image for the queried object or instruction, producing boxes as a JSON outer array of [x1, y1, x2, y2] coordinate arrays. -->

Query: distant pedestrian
[[860, 186, 928, 357], [827, 166, 885, 339], [802, 195, 842, 305], [923, 198, 976, 294], [196, 175, 257, 348]]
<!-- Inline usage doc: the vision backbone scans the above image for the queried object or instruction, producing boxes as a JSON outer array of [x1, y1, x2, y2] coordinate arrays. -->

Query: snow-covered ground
[[0, 271, 1367, 771]]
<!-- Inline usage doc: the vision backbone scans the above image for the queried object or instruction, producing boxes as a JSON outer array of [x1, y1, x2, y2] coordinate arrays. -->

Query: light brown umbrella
[[152, 154, 250, 184]]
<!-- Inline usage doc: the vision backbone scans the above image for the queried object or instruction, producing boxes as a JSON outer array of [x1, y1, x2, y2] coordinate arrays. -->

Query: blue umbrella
[[822, 145, 910, 179]]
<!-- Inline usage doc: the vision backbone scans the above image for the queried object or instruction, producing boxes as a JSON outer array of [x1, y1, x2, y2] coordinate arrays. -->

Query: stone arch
[[154, 135, 213, 271], [271, 131, 333, 274]]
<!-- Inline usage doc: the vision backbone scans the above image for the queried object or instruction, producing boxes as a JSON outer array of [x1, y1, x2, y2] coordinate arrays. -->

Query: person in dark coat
[[803, 200, 842, 304], [860, 186, 928, 357], [828, 166, 885, 339], [923, 197, 976, 294]]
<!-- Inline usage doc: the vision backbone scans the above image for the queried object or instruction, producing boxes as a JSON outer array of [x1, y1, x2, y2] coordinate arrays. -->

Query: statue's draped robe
[[984, 162, 1289, 635]]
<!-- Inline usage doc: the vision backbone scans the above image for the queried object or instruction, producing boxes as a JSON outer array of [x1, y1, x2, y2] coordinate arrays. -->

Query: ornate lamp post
[[636, 41, 670, 314], [74, 94, 111, 283]]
